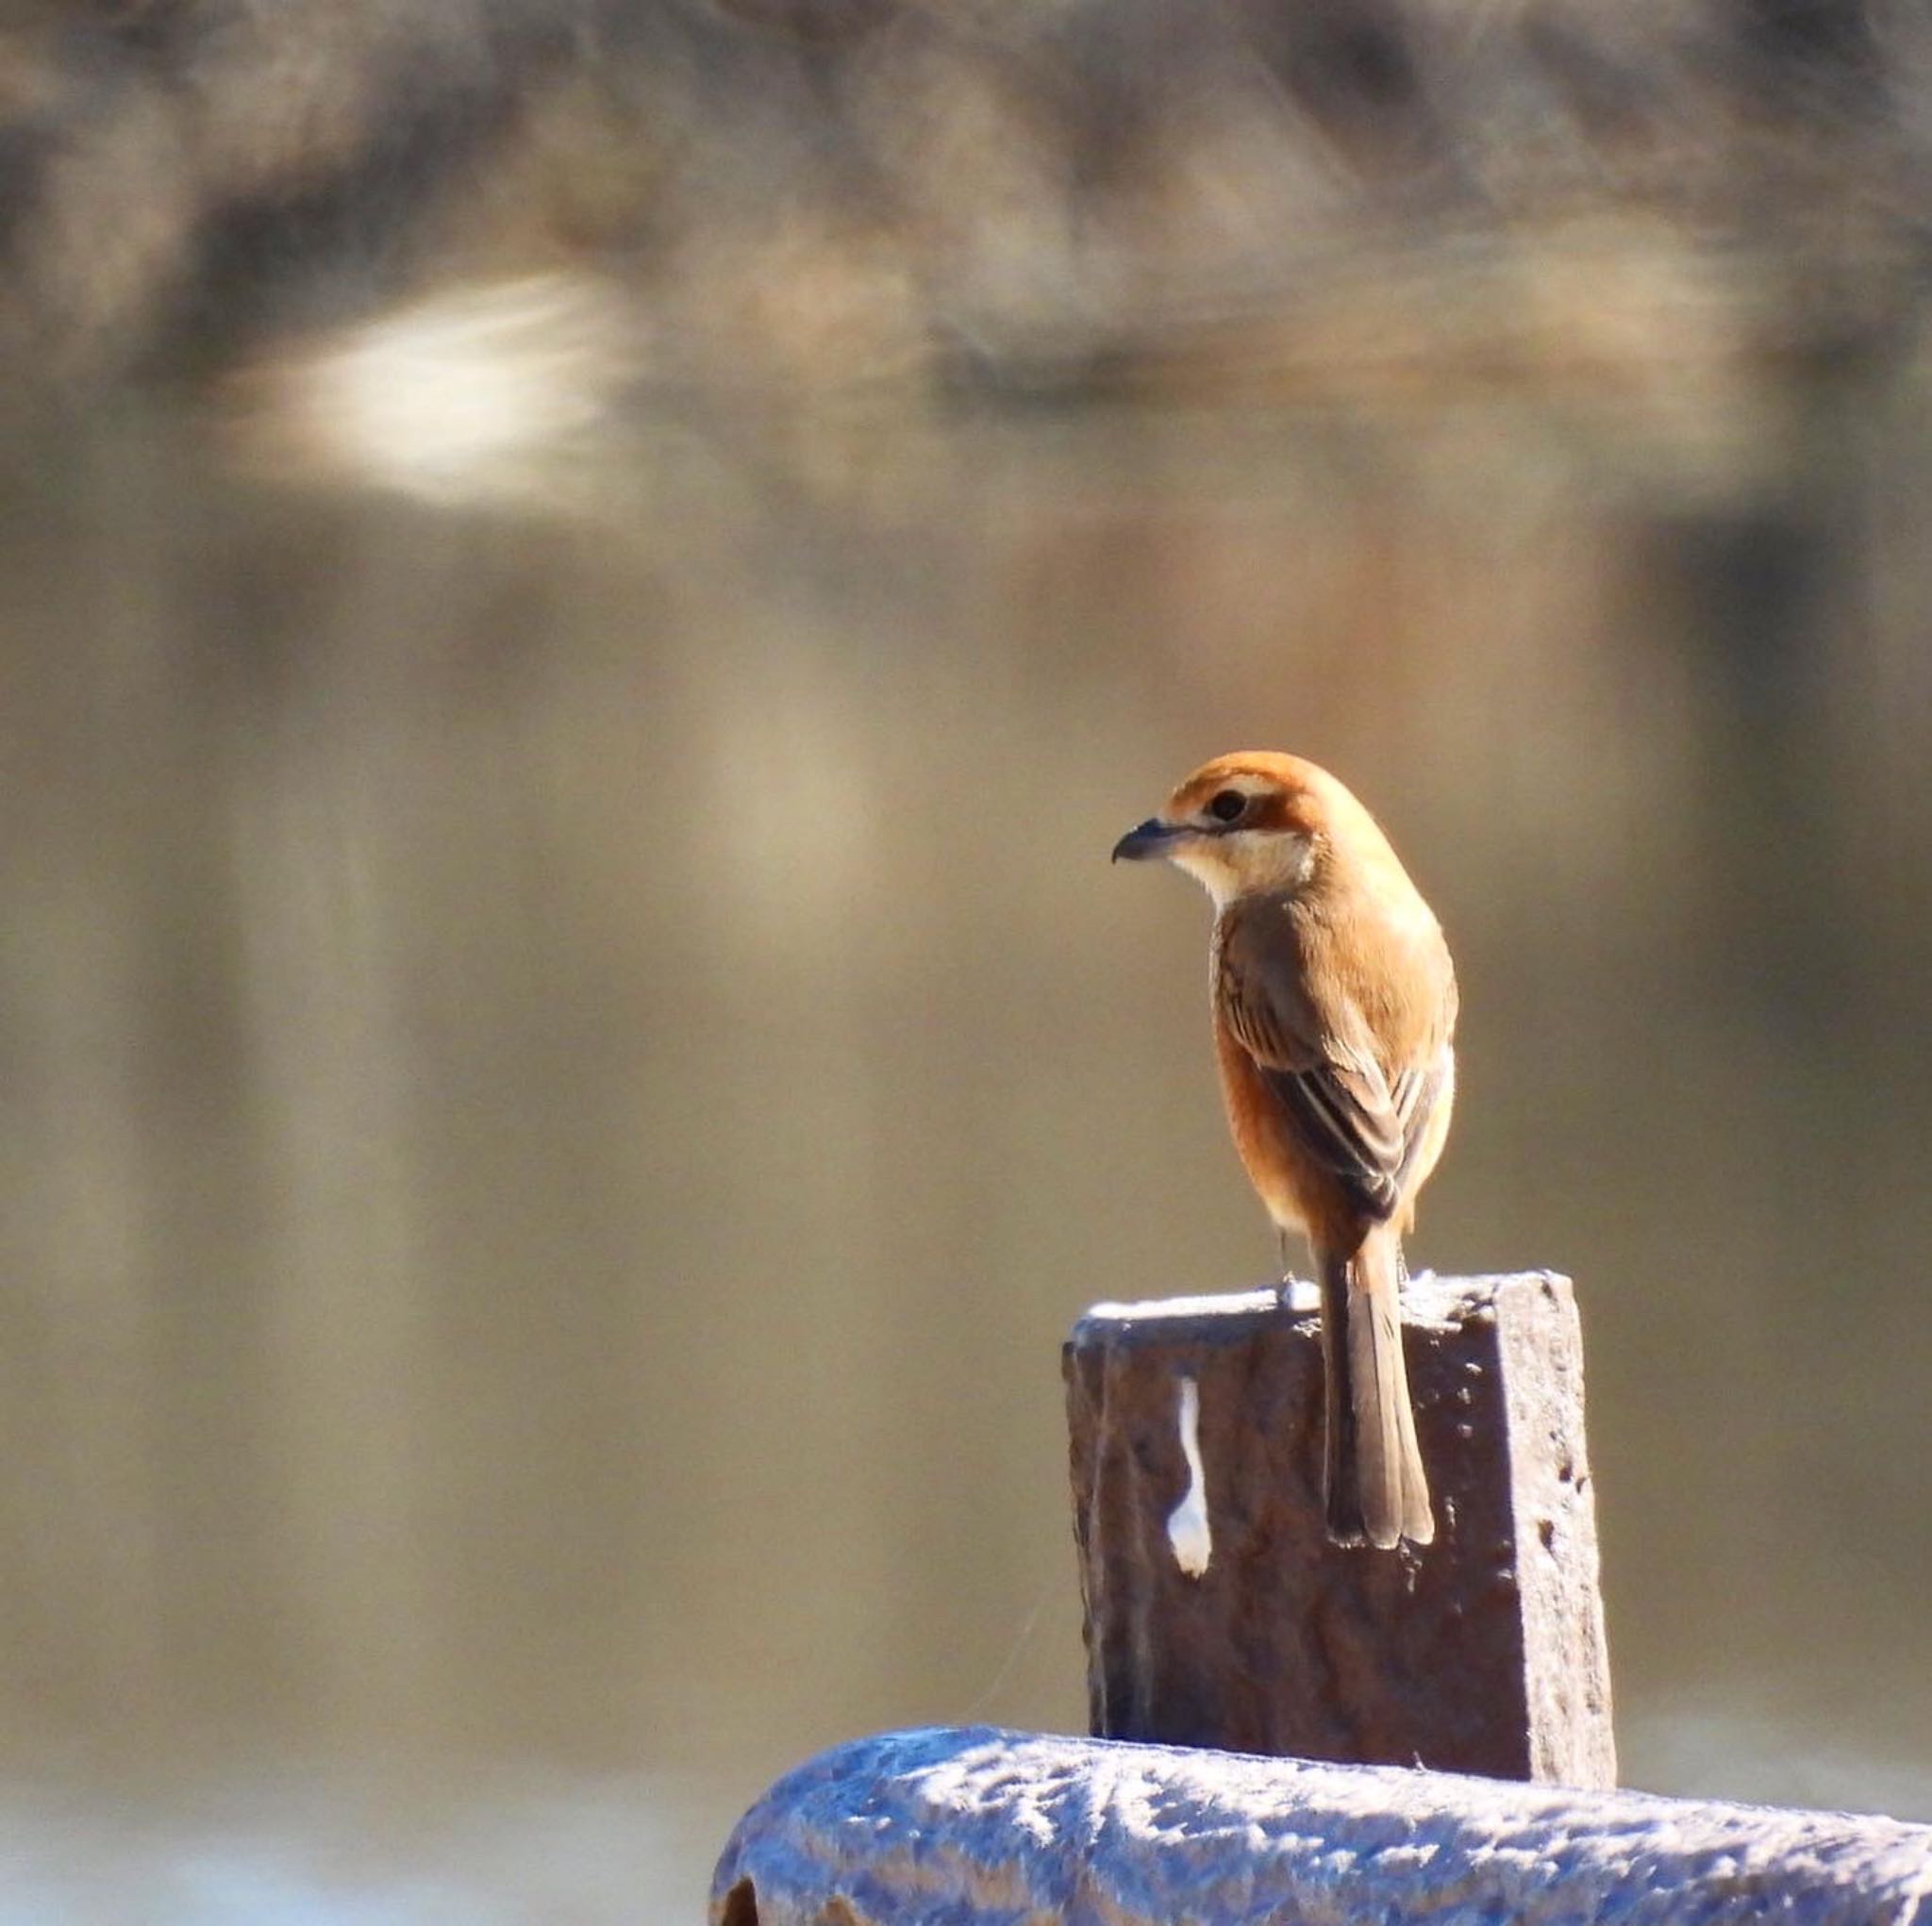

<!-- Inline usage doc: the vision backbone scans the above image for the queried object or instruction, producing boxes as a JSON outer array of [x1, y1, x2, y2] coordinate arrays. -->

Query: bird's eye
[[1207, 789, 1247, 824]]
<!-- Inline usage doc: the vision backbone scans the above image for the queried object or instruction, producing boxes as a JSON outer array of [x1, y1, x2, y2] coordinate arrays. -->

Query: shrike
[[1114, 751, 1457, 1549]]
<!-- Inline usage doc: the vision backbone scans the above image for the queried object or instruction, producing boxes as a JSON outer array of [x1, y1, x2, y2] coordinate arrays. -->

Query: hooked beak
[[1111, 817, 1194, 863]]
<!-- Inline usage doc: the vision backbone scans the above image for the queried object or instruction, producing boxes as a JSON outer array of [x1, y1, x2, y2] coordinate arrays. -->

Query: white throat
[[1171, 831, 1312, 909]]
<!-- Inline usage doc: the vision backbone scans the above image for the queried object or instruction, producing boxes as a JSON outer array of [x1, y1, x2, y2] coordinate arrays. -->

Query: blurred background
[[1, 0, 1930, 1917]]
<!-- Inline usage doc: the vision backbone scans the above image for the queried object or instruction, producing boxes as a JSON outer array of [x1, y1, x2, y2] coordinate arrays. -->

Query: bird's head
[[1111, 751, 1355, 907]]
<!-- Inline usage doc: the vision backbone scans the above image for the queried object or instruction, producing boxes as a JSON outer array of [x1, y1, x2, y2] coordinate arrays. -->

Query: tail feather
[[1317, 1233, 1434, 1549]]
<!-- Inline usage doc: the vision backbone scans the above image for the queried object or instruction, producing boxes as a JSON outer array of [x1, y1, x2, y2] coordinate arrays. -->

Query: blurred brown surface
[[0, 0, 1926, 397]]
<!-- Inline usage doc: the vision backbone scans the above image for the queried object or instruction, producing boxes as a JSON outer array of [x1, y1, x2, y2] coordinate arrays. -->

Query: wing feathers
[[1216, 899, 1449, 1224], [1269, 1064, 1403, 1220]]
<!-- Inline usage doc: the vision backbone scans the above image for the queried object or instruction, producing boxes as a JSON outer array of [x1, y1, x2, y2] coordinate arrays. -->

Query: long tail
[[1315, 1228, 1434, 1549]]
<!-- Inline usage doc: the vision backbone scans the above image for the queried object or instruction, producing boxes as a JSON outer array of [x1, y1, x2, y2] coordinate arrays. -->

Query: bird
[[1112, 751, 1457, 1550]]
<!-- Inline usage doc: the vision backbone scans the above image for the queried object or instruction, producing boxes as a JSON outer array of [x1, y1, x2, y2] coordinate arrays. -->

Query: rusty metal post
[[1064, 1272, 1615, 1785]]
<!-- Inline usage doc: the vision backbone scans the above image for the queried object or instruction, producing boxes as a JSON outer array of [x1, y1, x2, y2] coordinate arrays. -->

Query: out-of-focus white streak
[[230, 274, 643, 507]]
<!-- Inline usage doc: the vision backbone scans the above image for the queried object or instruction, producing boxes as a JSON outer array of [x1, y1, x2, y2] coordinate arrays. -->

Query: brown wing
[[1217, 901, 1450, 1224]]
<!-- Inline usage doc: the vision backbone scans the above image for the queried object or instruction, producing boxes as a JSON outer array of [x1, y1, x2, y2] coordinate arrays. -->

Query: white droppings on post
[[1166, 1376, 1212, 1578]]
